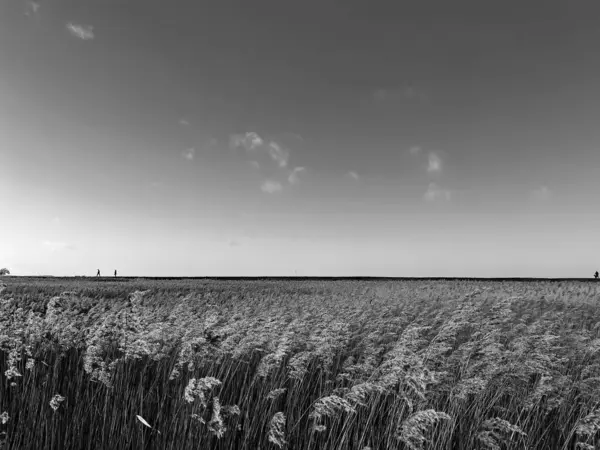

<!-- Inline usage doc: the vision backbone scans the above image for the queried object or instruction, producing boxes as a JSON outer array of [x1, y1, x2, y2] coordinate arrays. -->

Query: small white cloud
[[261, 180, 283, 194], [179, 118, 190, 126], [268, 141, 290, 168], [182, 148, 195, 160], [288, 166, 306, 185], [424, 183, 451, 202], [427, 152, 442, 173], [346, 171, 359, 180], [66, 23, 95, 40], [232, 132, 293, 171], [230, 132, 263, 151], [530, 186, 552, 201], [25, 1, 40, 16], [43, 241, 75, 251]]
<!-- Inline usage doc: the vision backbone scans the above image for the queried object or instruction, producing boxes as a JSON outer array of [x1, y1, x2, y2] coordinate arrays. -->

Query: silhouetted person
[[595, 271, 599, 280], [97, 269, 100, 277], [114, 270, 117, 277]]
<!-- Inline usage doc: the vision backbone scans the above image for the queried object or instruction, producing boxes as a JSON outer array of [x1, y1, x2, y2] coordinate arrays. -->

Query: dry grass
[[1, 278, 600, 449]]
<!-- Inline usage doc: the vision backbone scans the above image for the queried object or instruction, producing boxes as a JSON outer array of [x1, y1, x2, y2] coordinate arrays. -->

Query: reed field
[[1, 277, 600, 450]]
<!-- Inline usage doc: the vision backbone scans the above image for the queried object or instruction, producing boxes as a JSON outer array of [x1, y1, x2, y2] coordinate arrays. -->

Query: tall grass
[[1, 278, 600, 449]]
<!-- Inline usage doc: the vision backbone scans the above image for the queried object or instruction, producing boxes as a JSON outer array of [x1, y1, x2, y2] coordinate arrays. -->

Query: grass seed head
[[268, 412, 286, 449], [49, 394, 65, 412]]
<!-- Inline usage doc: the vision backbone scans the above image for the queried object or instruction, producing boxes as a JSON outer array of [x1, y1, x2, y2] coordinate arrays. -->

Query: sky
[[1, 0, 600, 277]]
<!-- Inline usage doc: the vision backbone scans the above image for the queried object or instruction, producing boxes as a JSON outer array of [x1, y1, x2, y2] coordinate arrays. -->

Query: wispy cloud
[[424, 183, 451, 202], [267, 141, 290, 168], [43, 241, 75, 252], [25, 1, 40, 16], [228, 239, 241, 247], [66, 23, 95, 40], [230, 132, 264, 152], [231, 131, 293, 170], [530, 186, 552, 201], [427, 152, 442, 173], [346, 171, 360, 180], [179, 118, 190, 126], [261, 180, 283, 194], [231, 131, 296, 192], [288, 166, 306, 185], [182, 148, 195, 161], [409, 146, 421, 156]]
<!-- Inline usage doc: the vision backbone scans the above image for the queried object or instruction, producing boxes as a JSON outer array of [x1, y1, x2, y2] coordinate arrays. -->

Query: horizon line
[[2, 275, 599, 282]]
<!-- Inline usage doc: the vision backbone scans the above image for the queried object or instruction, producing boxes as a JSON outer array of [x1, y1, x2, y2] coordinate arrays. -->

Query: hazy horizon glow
[[1, 0, 599, 277]]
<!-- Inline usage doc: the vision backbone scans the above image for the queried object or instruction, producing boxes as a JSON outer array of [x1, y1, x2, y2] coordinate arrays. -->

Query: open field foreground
[[1, 278, 600, 450]]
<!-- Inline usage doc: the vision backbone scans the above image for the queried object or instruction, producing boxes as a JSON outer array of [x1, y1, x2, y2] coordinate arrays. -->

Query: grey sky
[[1, 0, 599, 276]]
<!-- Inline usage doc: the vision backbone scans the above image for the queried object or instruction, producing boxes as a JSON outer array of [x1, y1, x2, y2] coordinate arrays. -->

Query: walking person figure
[[114, 269, 117, 278], [595, 271, 599, 280], [96, 269, 100, 277]]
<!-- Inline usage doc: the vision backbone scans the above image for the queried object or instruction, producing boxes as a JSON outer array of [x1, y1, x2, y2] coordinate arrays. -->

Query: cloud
[[409, 146, 421, 156], [346, 171, 359, 180], [530, 186, 552, 201], [267, 141, 290, 168], [66, 23, 95, 40], [182, 148, 195, 161], [179, 118, 190, 126], [43, 241, 75, 252], [427, 152, 442, 173], [51, 217, 61, 226], [248, 160, 260, 170], [261, 180, 283, 194], [288, 166, 306, 185], [25, 1, 40, 16], [424, 183, 451, 202], [231, 131, 293, 171], [230, 132, 263, 152], [228, 239, 241, 247]]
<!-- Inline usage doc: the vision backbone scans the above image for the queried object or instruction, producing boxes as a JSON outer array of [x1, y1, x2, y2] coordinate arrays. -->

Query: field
[[1, 277, 600, 450]]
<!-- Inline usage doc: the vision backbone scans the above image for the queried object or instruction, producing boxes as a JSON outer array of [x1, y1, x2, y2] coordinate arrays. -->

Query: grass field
[[1, 277, 600, 449]]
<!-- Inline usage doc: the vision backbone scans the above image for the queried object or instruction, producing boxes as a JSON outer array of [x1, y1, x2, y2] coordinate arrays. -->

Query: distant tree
[[595, 271, 599, 280], [0, 268, 10, 276]]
